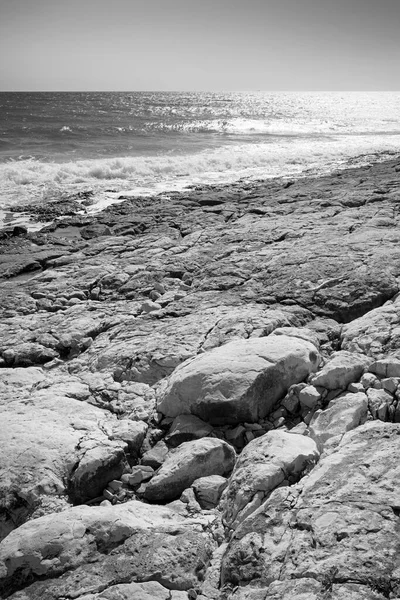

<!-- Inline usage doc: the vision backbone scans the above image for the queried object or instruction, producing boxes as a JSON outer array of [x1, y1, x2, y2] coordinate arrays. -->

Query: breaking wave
[[1, 133, 400, 210]]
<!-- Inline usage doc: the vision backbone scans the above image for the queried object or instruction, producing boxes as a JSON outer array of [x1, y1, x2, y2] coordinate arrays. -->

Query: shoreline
[[1, 147, 400, 234], [1, 151, 400, 598]]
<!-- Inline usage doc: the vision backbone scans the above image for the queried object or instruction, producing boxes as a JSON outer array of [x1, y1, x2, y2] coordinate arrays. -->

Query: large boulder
[[221, 430, 319, 528], [157, 335, 320, 424], [143, 438, 236, 503], [0, 501, 214, 599]]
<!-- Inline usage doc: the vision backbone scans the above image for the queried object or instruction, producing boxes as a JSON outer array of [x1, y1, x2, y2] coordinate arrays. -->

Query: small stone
[[103, 489, 115, 502], [90, 287, 100, 300], [298, 385, 321, 409], [141, 440, 169, 469], [100, 499, 112, 507], [381, 377, 400, 394], [289, 422, 308, 435], [69, 291, 87, 301], [282, 394, 300, 414], [67, 297, 82, 306], [273, 416, 286, 428], [149, 290, 161, 301], [367, 388, 394, 420], [270, 407, 287, 420], [347, 382, 365, 393], [192, 475, 228, 509], [153, 282, 166, 294], [141, 300, 162, 313], [107, 480, 123, 492], [245, 431, 255, 443], [243, 423, 263, 431]]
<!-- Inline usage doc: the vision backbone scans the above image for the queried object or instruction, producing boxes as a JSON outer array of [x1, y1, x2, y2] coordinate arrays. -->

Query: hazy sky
[[0, 0, 399, 91]]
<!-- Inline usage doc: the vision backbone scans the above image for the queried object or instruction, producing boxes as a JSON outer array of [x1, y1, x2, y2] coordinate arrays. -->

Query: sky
[[0, 0, 399, 91]]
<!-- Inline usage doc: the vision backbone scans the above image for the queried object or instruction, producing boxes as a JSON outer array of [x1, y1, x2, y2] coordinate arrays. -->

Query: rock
[[367, 388, 394, 420], [122, 465, 154, 487], [369, 357, 400, 378], [143, 438, 236, 503], [310, 351, 372, 390], [108, 419, 148, 455], [141, 440, 169, 469], [0, 369, 128, 539], [158, 335, 320, 424], [0, 501, 214, 598], [298, 385, 321, 409], [192, 475, 228, 509], [221, 430, 319, 528], [75, 581, 174, 600], [360, 371, 380, 389], [3, 151, 400, 598], [341, 295, 400, 358], [165, 414, 214, 447], [220, 422, 400, 597], [347, 381, 365, 393], [309, 392, 368, 450], [141, 299, 162, 313], [381, 377, 399, 394]]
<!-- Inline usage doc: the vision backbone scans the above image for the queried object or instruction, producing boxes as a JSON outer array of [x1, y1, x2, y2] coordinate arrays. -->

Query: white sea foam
[[0, 132, 399, 215]]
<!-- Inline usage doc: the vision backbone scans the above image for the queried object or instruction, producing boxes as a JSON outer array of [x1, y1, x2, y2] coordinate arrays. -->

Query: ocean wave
[[0, 133, 399, 211]]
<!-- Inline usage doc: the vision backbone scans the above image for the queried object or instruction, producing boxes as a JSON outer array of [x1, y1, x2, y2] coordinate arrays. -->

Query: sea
[[1, 91, 400, 226]]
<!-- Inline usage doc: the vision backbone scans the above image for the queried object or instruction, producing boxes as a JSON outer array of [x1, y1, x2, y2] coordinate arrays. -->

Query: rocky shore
[[1, 155, 400, 599]]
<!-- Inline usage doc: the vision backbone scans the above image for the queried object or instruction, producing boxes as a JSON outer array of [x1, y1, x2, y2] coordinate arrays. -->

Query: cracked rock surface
[[1, 155, 400, 599]]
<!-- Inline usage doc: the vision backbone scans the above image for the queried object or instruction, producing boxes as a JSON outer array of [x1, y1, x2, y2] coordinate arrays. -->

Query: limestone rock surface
[[221, 421, 400, 597], [221, 430, 319, 528], [309, 391, 368, 449], [0, 501, 214, 598]]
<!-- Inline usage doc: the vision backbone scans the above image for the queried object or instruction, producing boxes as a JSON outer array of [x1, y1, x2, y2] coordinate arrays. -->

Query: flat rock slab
[[158, 335, 320, 424], [0, 501, 214, 599], [143, 438, 236, 503]]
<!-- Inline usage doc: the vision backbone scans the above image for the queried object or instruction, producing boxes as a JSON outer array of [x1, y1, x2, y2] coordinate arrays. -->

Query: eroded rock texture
[[1, 156, 400, 599]]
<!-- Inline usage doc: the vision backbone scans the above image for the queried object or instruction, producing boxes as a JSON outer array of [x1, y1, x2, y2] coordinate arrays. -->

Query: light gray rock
[[192, 475, 228, 509], [221, 422, 400, 597], [0, 369, 128, 540], [367, 388, 394, 420], [310, 351, 372, 390], [0, 501, 214, 598], [309, 392, 368, 450], [158, 335, 320, 424], [143, 438, 236, 503], [369, 357, 400, 378], [108, 419, 148, 455], [298, 385, 321, 409], [221, 430, 319, 528], [75, 581, 173, 600]]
